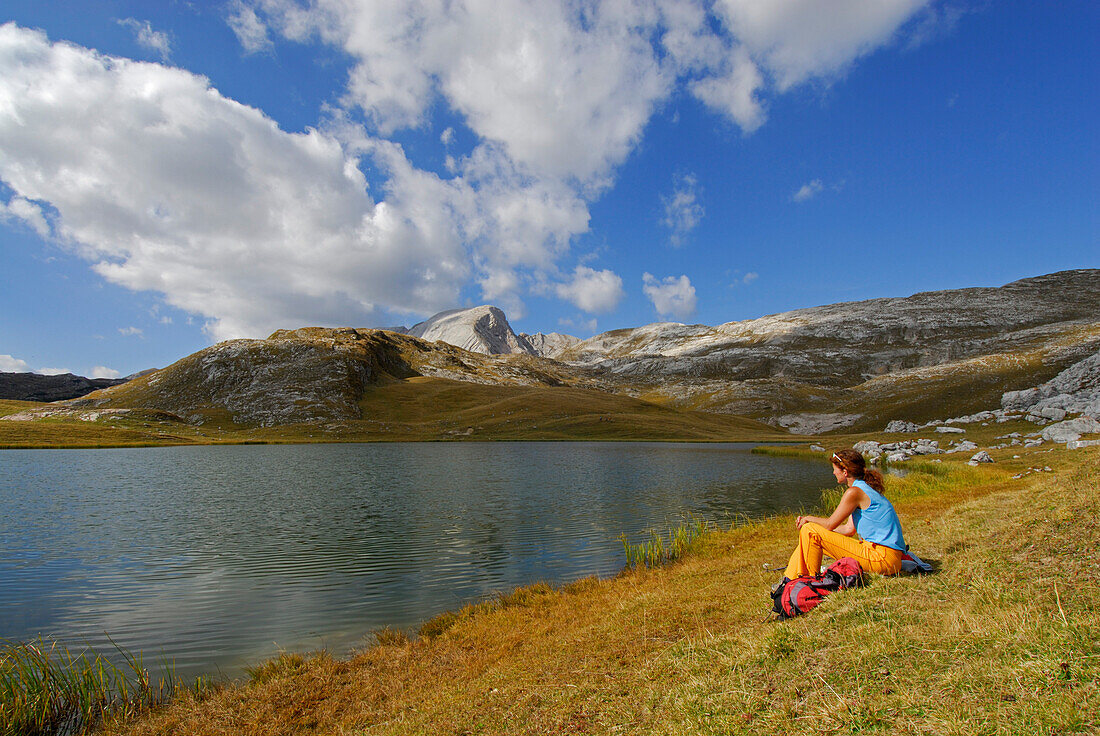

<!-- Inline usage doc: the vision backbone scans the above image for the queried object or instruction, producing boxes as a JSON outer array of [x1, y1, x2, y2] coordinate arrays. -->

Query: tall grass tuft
[[0, 637, 196, 736], [621, 515, 711, 569]]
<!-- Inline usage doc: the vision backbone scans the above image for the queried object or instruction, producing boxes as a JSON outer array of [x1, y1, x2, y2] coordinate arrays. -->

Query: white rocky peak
[[407, 305, 537, 356]]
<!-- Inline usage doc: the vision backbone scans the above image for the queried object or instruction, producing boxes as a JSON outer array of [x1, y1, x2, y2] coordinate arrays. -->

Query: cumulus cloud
[[118, 18, 171, 60], [36, 367, 70, 376], [91, 366, 122, 379], [792, 179, 824, 202], [661, 173, 705, 247], [1, 2, 936, 339], [642, 272, 697, 319], [255, 0, 672, 185], [118, 327, 144, 337], [711, 0, 930, 91], [0, 354, 30, 372], [556, 266, 625, 315]]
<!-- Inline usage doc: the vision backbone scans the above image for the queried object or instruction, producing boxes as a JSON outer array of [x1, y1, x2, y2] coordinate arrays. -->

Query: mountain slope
[[559, 269, 1100, 430], [12, 269, 1097, 440]]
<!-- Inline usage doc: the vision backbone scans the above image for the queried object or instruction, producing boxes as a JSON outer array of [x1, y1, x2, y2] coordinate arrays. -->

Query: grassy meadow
[[80, 445, 1099, 736], [0, 379, 795, 448]]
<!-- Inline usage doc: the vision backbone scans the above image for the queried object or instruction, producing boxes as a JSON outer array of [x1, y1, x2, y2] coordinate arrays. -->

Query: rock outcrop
[[1002, 349, 1100, 418], [519, 331, 582, 359]]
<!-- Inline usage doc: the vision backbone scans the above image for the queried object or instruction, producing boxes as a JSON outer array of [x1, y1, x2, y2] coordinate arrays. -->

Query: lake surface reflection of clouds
[[2, 442, 828, 679]]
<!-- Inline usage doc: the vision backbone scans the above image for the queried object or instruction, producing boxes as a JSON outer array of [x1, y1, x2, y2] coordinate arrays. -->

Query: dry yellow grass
[[97, 448, 1099, 735]]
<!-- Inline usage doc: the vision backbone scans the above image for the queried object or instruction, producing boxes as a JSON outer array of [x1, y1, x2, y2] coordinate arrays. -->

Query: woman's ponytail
[[862, 468, 886, 493]]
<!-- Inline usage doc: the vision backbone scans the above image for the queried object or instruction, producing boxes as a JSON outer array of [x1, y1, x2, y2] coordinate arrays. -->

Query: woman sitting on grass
[[782, 448, 907, 582]]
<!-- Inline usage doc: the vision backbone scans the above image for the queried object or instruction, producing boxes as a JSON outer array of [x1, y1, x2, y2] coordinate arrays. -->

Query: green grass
[[621, 515, 713, 569], [0, 638, 204, 736]]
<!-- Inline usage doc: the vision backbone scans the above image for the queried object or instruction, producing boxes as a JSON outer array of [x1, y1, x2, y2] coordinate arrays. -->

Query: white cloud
[[1, 2, 938, 340], [36, 367, 70, 376], [556, 266, 625, 315], [0, 354, 30, 372], [689, 46, 766, 132], [643, 272, 697, 319], [661, 173, 704, 247], [257, 0, 673, 185], [0, 195, 50, 237], [0, 25, 464, 340], [119, 327, 144, 337], [440, 127, 455, 146], [742, 271, 758, 284], [91, 366, 122, 379], [711, 0, 930, 91], [792, 179, 824, 202], [118, 18, 171, 60], [227, 1, 273, 53]]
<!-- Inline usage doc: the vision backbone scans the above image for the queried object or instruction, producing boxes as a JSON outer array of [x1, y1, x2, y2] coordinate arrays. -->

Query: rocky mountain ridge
[[13, 269, 1098, 435]]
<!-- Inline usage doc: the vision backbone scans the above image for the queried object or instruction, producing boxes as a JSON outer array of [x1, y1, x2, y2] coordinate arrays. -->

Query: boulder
[[1040, 416, 1100, 443], [1068, 439, 1100, 449], [1039, 407, 1067, 422], [884, 420, 920, 433], [853, 440, 882, 460], [934, 426, 965, 434], [886, 451, 912, 463], [968, 451, 994, 465], [947, 440, 979, 454]]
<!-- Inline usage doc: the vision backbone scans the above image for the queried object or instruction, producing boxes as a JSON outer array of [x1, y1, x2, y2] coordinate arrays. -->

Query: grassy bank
[[95, 447, 1098, 735]]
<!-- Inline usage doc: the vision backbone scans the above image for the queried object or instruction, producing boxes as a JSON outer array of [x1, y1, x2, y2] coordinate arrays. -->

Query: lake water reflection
[[1, 442, 828, 679]]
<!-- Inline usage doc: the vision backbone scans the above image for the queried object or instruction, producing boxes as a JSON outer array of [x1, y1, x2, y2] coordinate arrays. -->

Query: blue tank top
[[850, 480, 906, 551]]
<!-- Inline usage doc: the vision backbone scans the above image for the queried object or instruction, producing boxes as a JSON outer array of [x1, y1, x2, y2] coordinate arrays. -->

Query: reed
[[620, 514, 711, 569], [0, 637, 198, 736], [749, 445, 818, 459]]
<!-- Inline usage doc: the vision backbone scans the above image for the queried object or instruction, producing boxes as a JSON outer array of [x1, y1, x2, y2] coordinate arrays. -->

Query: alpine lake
[[1, 442, 829, 681]]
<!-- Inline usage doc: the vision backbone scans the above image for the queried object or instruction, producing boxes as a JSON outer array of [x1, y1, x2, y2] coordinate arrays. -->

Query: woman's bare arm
[[796, 487, 865, 534]]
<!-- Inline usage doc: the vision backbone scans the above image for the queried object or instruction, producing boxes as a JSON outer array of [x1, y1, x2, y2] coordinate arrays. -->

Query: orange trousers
[[784, 522, 904, 579]]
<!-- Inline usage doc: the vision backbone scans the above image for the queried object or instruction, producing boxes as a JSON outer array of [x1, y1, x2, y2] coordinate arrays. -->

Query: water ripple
[[1, 442, 827, 680]]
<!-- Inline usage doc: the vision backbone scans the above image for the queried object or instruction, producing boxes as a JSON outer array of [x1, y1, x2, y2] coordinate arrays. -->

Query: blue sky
[[1, 1, 1096, 378]]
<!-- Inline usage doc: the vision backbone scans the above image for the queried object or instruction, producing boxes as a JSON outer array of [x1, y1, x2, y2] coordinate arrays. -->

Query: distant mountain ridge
[[17, 268, 1100, 435], [0, 371, 130, 402]]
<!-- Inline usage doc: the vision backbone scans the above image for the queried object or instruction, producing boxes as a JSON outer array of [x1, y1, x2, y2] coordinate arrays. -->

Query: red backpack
[[771, 557, 865, 619]]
